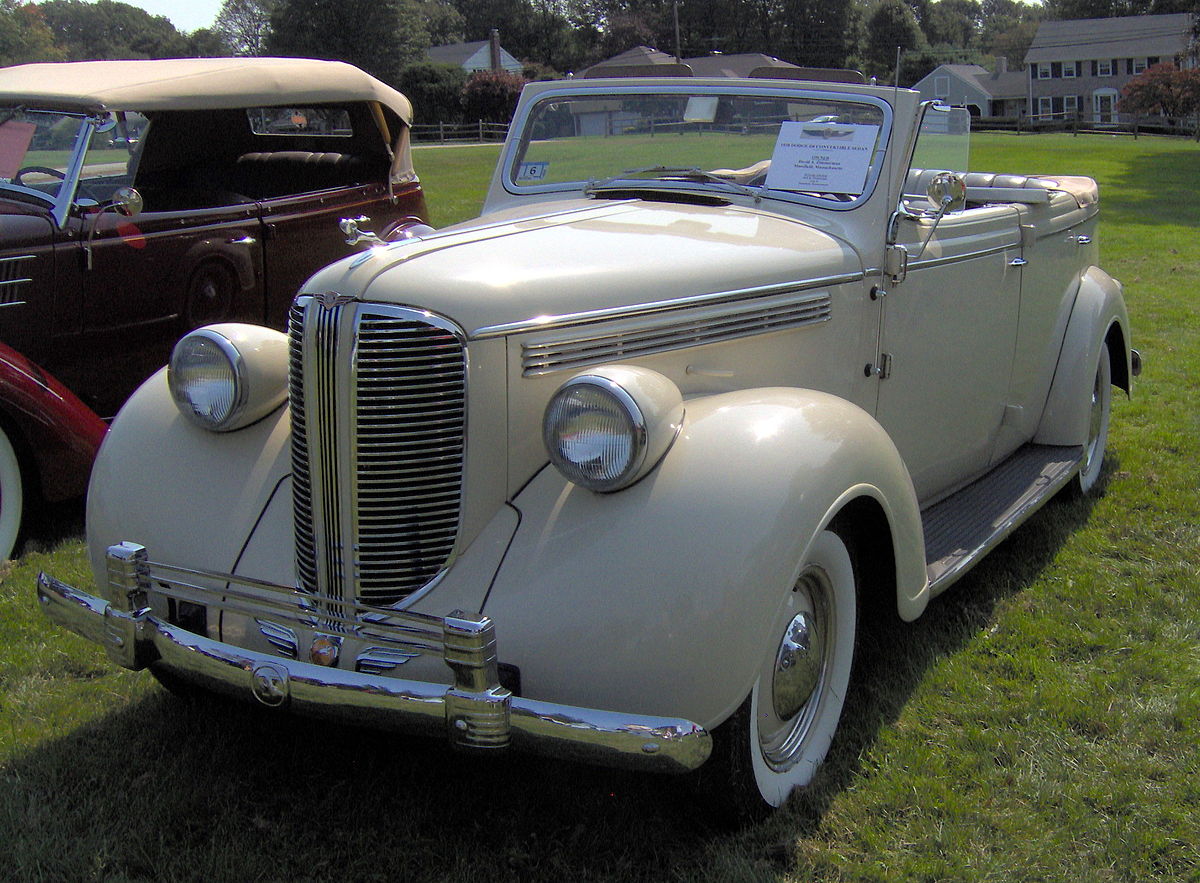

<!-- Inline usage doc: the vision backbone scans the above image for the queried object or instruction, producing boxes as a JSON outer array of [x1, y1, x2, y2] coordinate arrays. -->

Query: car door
[[874, 202, 1024, 503], [68, 202, 265, 418], [257, 181, 412, 330]]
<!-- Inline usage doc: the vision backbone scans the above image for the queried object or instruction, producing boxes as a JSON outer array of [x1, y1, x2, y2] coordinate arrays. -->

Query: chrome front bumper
[[36, 543, 710, 774]]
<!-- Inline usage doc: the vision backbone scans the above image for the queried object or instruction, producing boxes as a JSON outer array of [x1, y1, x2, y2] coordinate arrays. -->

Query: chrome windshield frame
[[500, 81, 896, 213]]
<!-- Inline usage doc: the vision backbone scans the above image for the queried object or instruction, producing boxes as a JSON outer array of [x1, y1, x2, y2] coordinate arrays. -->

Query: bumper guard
[[37, 542, 711, 774]]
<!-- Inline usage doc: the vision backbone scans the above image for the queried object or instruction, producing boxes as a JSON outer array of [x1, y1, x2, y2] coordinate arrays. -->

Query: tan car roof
[[0, 57, 413, 122]]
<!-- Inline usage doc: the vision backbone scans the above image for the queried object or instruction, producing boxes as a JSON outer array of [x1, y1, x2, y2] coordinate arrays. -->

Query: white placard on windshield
[[765, 122, 879, 195]]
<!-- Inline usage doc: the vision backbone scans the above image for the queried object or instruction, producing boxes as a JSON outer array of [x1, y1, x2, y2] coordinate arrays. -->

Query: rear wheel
[[0, 427, 24, 560], [1076, 342, 1111, 495], [709, 529, 858, 814], [185, 262, 236, 327]]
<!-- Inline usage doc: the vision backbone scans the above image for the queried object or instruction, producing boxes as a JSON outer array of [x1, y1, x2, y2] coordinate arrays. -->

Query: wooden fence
[[973, 112, 1198, 139], [410, 121, 510, 143]]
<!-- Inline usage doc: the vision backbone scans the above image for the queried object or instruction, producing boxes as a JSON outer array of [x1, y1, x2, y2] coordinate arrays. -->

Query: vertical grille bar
[[289, 297, 467, 608]]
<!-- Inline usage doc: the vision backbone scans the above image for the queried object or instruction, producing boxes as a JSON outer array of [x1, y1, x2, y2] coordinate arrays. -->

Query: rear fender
[[1035, 266, 1130, 446], [483, 387, 926, 729]]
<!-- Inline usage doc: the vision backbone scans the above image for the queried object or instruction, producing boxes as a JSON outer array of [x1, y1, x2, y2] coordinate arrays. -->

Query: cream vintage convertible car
[[38, 74, 1136, 813]]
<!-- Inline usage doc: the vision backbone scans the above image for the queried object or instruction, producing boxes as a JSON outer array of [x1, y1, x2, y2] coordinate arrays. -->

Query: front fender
[[1035, 266, 1130, 446], [86, 367, 291, 588], [0, 342, 106, 502], [483, 387, 926, 730]]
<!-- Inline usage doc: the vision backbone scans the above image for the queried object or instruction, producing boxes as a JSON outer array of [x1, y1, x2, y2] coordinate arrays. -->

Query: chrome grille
[[289, 297, 466, 607]]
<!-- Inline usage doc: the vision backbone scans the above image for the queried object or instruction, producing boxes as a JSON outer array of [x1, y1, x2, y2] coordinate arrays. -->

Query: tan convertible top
[[0, 57, 413, 123]]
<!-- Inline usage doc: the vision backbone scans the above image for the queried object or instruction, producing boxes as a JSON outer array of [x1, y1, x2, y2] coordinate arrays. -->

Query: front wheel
[[0, 427, 24, 560], [710, 529, 858, 813]]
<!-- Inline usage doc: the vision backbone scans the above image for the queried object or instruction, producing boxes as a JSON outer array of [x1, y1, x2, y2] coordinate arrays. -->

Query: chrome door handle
[[228, 236, 257, 245], [1075, 234, 1091, 245], [1009, 257, 1028, 267]]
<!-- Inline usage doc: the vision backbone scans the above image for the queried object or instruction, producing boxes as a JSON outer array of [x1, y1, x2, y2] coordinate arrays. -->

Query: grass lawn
[[2, 133, 1198, 881]]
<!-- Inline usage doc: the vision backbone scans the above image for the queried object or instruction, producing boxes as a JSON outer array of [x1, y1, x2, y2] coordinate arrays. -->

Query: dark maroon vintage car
[[0, 57, 427, 558]]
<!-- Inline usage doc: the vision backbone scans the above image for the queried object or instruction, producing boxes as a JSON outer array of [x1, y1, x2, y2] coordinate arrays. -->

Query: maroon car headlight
[[543, 366, 684, 492], [168, 324, 287, 432]]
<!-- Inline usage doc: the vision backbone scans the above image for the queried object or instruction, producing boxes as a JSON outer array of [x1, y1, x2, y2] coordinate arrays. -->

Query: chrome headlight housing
[[543, 366, 684, 492], [168, 324, 288, 432]]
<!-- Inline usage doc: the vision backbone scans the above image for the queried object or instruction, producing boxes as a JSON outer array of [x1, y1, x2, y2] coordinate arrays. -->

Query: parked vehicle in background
[[39, 74, 1136, 814], [0, 57, 427, 558]]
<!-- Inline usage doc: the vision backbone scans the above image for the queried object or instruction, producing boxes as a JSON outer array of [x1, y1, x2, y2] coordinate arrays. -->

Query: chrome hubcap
[[759, 568, 833, 770], [772, 611, 823, 721]]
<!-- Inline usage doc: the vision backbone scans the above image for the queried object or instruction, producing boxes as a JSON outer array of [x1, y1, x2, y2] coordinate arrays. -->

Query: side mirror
[[84, 186, 145, 270], [110, 186, 143, 217], [926, 171, 966, 213]]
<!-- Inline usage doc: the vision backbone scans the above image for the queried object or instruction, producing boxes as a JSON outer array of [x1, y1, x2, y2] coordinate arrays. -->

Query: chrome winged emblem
[[317, 291, 356, 310]]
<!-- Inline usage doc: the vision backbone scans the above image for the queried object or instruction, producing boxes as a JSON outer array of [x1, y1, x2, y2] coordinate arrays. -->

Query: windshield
[[0, 109, 91, 201], [0, 108, 142, 206], [510, 89, 890, 208]]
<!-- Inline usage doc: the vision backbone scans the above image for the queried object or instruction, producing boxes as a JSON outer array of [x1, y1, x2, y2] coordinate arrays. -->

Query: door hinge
[[864, 353, 892, 380], [885, 245, 908, 283]]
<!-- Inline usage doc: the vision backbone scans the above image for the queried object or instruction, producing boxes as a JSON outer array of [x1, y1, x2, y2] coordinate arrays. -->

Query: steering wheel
[[12, 166, 65, 186]]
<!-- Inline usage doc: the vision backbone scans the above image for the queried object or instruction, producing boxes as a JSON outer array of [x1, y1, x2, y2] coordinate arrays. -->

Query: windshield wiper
[[585, 166, 758, 199]]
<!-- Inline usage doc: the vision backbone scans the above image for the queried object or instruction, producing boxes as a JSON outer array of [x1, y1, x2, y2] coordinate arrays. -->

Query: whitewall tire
[[1077, 342, 1111, 495], [0, 427, 24, 560], [708, 529, 857, 813]]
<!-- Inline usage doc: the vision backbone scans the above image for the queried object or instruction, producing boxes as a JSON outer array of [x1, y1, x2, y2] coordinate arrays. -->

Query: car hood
[[301, 198, 863, 337]]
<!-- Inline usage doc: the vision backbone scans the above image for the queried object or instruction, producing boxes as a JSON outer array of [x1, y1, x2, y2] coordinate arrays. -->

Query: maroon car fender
[[0, 342, 107, 502]]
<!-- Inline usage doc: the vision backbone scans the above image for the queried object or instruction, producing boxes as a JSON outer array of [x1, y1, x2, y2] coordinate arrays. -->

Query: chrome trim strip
[[522, 290, 832, 376], [472, 273, 862, 339], [907, 241, 1015, 272], [36, 560, 712, 774]]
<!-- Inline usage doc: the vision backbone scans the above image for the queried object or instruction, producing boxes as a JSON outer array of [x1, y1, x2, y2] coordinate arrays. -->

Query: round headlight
[[168, 325, 287, 432], [543, 367, 683, 493]]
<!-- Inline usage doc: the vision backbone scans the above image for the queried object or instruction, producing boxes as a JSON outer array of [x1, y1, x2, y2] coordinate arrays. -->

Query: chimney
[[490, 29, 501, 71], [996, 57, 1007, 75]]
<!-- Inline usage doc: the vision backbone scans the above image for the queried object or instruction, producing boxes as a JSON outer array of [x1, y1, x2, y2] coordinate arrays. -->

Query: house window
[[1096, 59, 1113, 77], [934, 76, 949, 98], [1063, 61, 1077, 78], [1063, 95, 1079, 116], [1132, 58, 1147, 75], [1038, 96, 1053, 119], [1037, 62, 1052, 79]]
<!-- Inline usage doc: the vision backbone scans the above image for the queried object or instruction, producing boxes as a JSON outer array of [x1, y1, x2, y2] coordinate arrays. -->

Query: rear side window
[[246, 107, 353, 137]]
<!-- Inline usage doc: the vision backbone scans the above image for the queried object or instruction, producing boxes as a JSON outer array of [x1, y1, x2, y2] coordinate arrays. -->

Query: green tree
[[397, 61, 468, 123], [865, 0, 927, 80], [922, 0, 981, 47], [979, 0, 1040, 66], [215, 0, 277, 56], [39, 0, 188, 59], [416, 0, 464, 44], [186, 27, 233, 56], [268, 0, 430, 84], [0, 1, 64, 65]]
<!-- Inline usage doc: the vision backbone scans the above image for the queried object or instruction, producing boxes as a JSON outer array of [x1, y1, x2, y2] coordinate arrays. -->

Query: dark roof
[[936, 63, 1026, 99], [427, 41, 489, 67], [684, 53, 797, 78], [1025, 13, 1192, 64]]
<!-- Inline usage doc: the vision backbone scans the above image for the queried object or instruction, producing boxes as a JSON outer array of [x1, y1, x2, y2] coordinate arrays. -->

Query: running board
[[922, 444, 1083, 596]]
